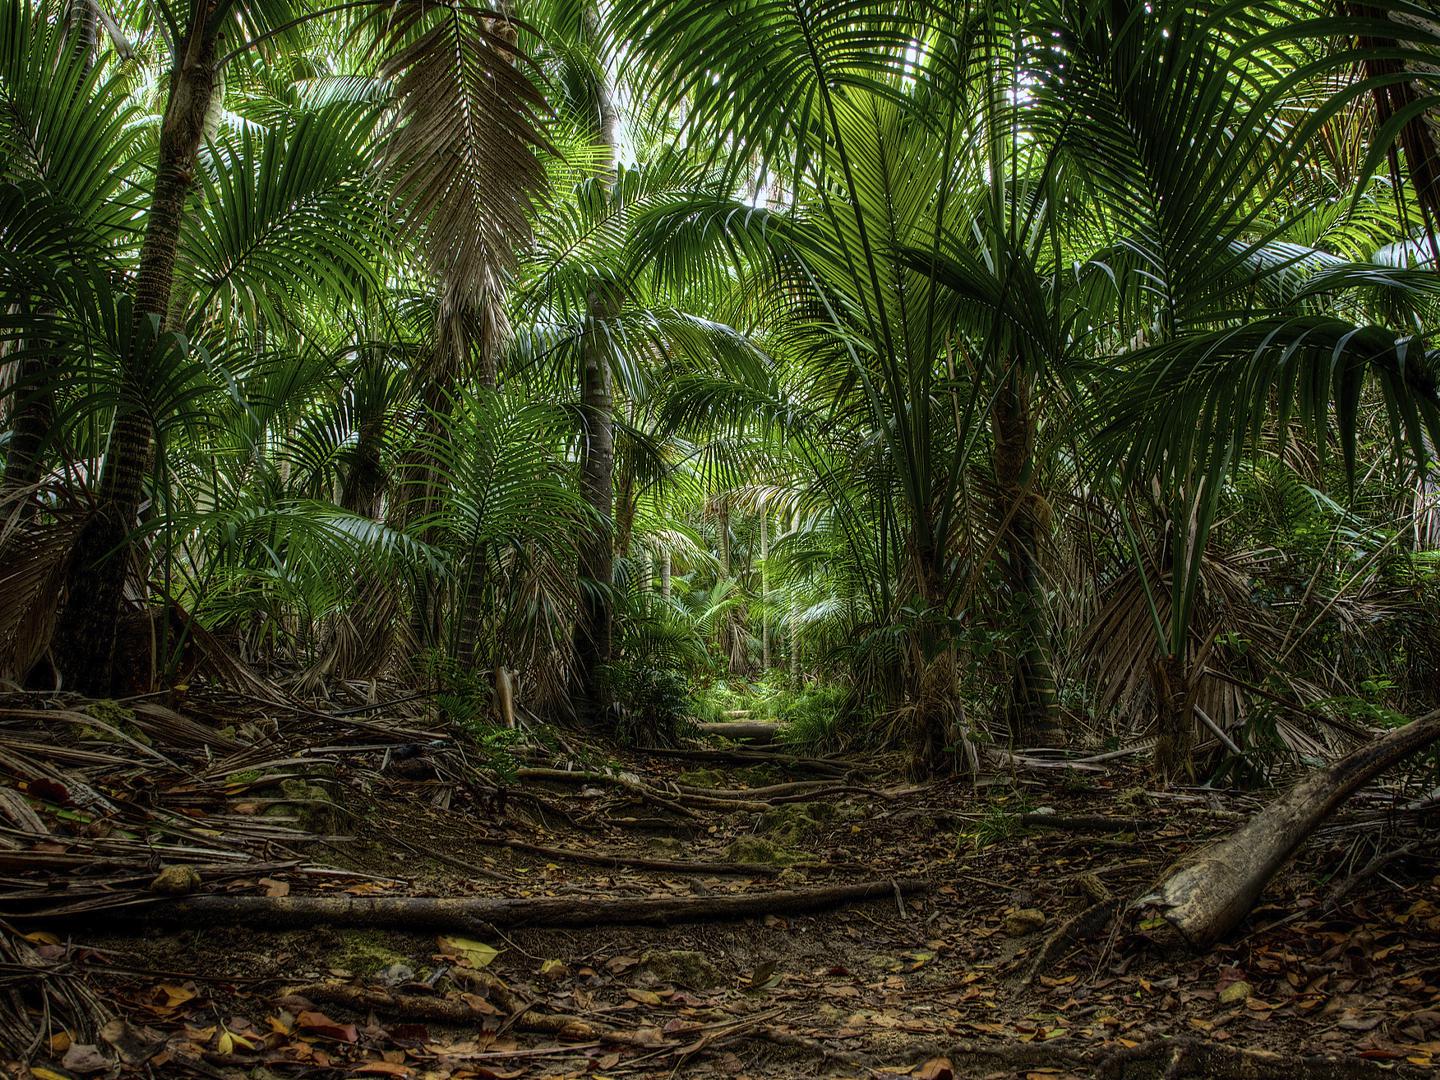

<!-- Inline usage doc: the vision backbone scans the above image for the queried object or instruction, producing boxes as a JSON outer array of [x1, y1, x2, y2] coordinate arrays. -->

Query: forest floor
[[4, 689, 1440, 1079]]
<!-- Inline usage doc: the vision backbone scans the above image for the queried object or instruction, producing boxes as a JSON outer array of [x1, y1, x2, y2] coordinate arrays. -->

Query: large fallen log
[[643, 746, 848, 776], [697, 721, 782, 744], [59, 878, 927, 933], [1135, 708, 1440, 950]]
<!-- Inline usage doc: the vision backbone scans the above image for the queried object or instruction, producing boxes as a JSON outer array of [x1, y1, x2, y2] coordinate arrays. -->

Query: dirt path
[[22, 734, 1430, 1079]]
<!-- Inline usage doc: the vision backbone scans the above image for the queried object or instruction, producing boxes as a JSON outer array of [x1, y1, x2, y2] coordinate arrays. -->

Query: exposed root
[[1093, 1035, 1423, 1079], [474, 834, 789, 875], [515, 767, 767, 814], [285, 981, 665, 1049]]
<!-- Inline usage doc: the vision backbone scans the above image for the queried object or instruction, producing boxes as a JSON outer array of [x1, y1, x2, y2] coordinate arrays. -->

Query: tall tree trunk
[[991, 368, 1059, 745], [614, 460, 636, 561], [1, 346, 53, 515], [660, 550, 672, 599], [573, 284, 616, 720], [64, 0, 97, 64], [759, 510, 769, 671], [52, 19, 218, 695], [569, 3, 619, 723]]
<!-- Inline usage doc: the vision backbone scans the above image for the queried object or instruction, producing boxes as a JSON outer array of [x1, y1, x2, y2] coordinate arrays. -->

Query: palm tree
[[24, 0, 548, 693]]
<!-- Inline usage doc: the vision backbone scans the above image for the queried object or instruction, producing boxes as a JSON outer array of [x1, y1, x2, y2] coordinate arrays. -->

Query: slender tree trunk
[[908, 552, 964, 778], [715, 499, 747, 675], [573, 284, 616, 719], [569, 3, 619, 723], [660, 550, 672, 599], [64, 0, 97, 64], [52, 19, 218, 695], [759, 511, 770, 670], [1, 346, 53, 515], [614, 461, 636, 561], [1151, 651, 1197, 783], [991, 368, 1059, 744]]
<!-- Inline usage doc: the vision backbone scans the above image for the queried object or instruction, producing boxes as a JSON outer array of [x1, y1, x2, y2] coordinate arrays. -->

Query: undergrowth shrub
[[601, 659, 695, 748]]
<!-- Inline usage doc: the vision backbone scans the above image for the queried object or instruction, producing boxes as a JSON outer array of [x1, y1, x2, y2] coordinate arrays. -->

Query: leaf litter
[[0, 686, 1436, 1077]]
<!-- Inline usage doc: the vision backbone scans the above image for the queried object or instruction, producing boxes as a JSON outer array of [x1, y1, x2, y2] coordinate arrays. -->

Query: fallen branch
[[65, 879, 929, 933], [1136, 709, 1440, 950], [1016, 813, 1149, 834], [1324, 839, 1424, 910]]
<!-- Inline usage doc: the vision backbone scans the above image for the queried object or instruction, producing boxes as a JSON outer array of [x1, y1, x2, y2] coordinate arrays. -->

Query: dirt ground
[[19, 725, 1437, 1080]]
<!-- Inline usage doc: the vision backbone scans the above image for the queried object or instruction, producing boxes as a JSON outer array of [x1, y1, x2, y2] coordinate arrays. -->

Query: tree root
[[1022, 897, 1123, 986], [285, 981, 665, 1049], [517, 767, 778, 814], [1092, 1035, 1425, 1079], [70, 878, 929, 933], [743, 1030, 1424, 1080], [474, 834, 788, 875]]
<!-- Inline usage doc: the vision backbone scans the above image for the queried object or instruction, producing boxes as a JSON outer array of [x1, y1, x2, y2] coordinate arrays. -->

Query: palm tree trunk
[[1151, 651, 1197, 783], [1, 346, 54, 514], [759, 511, 770, 670], [53, 20, 218, 695], [64, 0, 97, 63], [1345, 2, 1440, 257], [569, 3, 619, 723], [991, 368, 1059, 745], [908, 553, 964, 778], [573, 285, 616, 719], [614, 461, 636, 561]]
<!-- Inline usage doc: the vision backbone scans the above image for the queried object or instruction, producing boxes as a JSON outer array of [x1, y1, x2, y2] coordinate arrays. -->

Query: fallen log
[[61, 879, 928, 933], [1135, 708, 1440, 950], [697, 721, 782, 744], [643, 746, 848, 776]]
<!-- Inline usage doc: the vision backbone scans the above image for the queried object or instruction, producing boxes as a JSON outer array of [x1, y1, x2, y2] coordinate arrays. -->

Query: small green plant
[[776, 683, 854, 754], [958, 796, 1035, 851], [418, 650, 526, 779], [421, 650, 494, 728], [602, 660, 696, 748]]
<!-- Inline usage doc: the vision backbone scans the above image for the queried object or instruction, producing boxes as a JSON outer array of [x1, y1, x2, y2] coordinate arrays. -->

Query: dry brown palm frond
[[183, 615, 290, 705], [0, 487, 84, 685], [292, 577, 401, 696], [375, 0, 550, 299], [1079, 547, 1275, 739], [0, 920, 111, 1061]]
